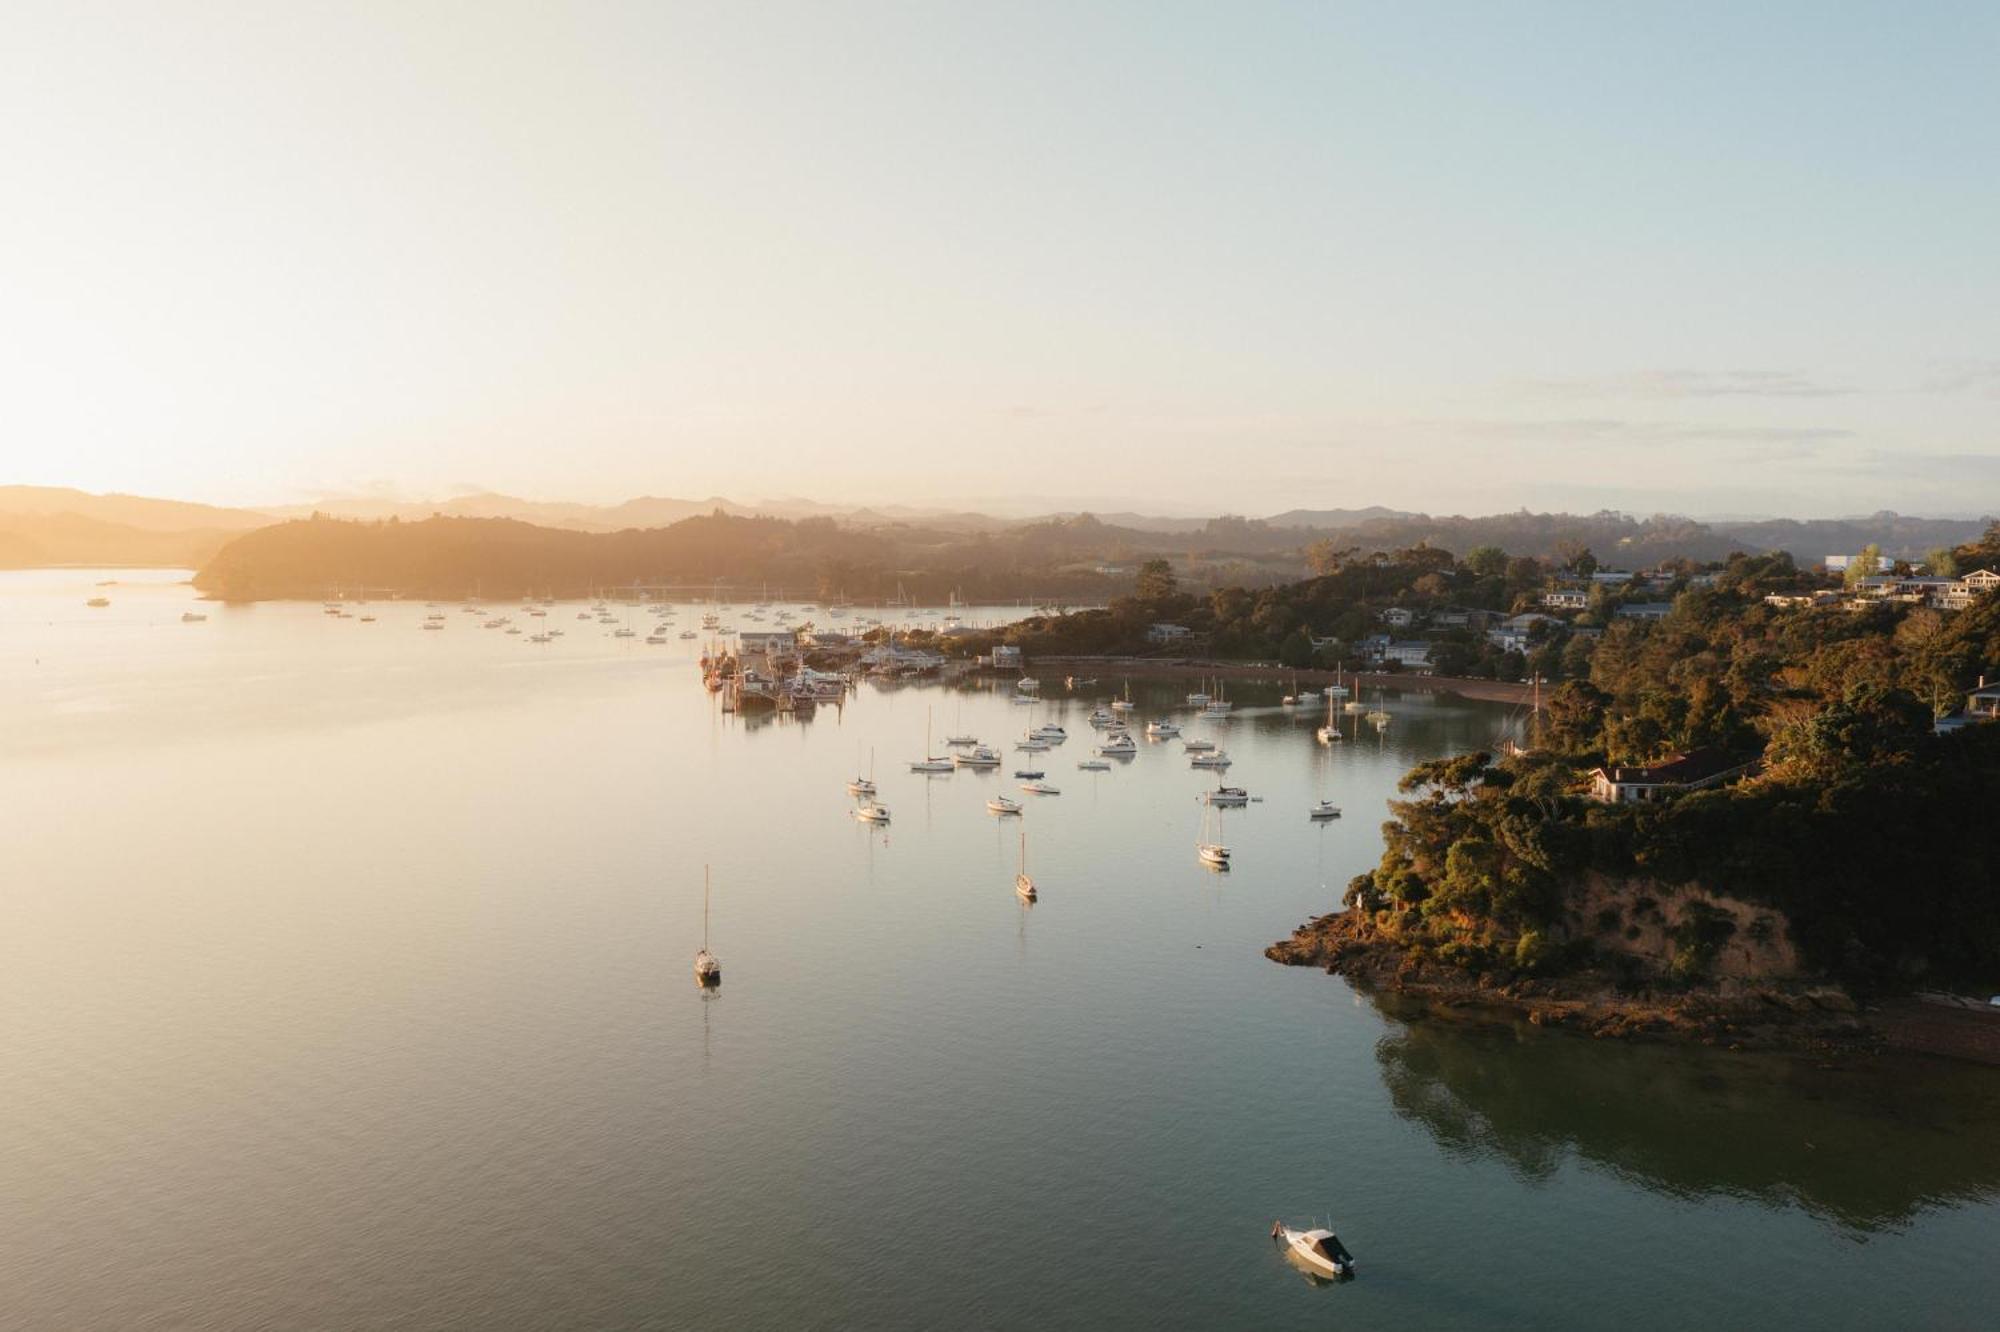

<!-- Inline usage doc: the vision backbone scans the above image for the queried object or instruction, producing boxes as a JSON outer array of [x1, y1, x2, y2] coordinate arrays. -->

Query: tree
[[1844, 543, 1882, 587], [1927, 547, 1959, 577], [1135, 558, 1177, 602], [1305, 541, 1358, 576], [1465, 545, 1508, 577]]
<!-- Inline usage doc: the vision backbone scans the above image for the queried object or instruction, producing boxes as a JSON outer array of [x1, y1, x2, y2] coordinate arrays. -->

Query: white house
[[1379, 606, 1417, 628], [1589, 749, 1758, 803], [1147, 622, 1194, 644], [1382, 640, 1433, 672], [1541, 588, 1589, 610], [1614, 602, 1674, 621], [991, 644, 1023, 670]]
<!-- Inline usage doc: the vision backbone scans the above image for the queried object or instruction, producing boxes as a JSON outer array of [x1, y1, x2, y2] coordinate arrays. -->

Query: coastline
[[1268, 909, 2000, 1067], [1030, 655, 1537, 706]]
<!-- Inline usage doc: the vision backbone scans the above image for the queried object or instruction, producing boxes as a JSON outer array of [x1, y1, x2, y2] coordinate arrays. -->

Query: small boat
[[422, 621, 445, 631], [694, 867, 721, 989], [910, 707, 955, 771], [1096, 733, 1138, 757], [1076, 760, 1111, 772], [359, 614, 376, 623], [945, 734, 980, 747], [1031, 724, 1067, 742], [1145, 719, 1180, 738], [1015, 737, 1051, 752], [853, 802, 891, 824], [987, 795, 1023, 815], [1201, 785, 1250, 807], [1015, 830, 1037, 901], [530, 633, 553, 644], [1087, 707, 1117, 728], [679, 630, 698, 639], [1317, 691, 1343, 745], [1309, 800, 1341, 820], [1197, 842, 1231, 869], [85, 597, 110, 608], [1110, 679, 1136, 713], [1190, 750, 1233, 769], [954, 745, 1002, 768], [1182, 738, 1217, 753], [1019, 779, 1060, 795], [1272, 1222, 1353, 1280], [180, 611, 207, 623]]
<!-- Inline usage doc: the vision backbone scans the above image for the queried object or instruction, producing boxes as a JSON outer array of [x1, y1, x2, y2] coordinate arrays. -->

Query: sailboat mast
[[703, 865, 711, 950]]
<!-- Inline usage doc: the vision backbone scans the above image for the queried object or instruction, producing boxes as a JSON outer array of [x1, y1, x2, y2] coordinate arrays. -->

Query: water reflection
[[1371, 996, 2000, 1230]]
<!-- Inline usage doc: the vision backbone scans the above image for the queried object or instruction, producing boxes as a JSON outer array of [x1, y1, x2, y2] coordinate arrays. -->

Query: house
[[1379, 606, 1417, 629], [990, 644, 1022, 670], [1614, 602, 1674, 621], [1591, 571, 1636, 586], [1936, 678, 2000, 734], [1542, 588, 1589, 610], [1382, 640, 1433, 672], [1486, 612, 1557, 654], [1147, 622, 1194, 644], [1589, 749, 1760, 803], [1963, 569, 2000, 594], [737, 630, 798, 663]]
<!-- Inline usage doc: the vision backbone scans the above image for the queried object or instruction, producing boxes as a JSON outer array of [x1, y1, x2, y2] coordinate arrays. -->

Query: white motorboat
[[1016, 737, 1050, 751], [1145, 719, 1180, 738], [1076, 760, 1111, 771], [987, 795, 1023, 815], [1190, 750, 1233, 769], [853, 802, 891, 824], [954, 745, 1002, 768], [1031, 724, 1067, 742], [1309, 800, 1342, 820], [1018, 779, 1060, 795], [694, 867, 722, 989], [1087, 707, 1117, 728], [1201, 785, 1250, 807], [946, 734, 980, 746], [1272, 1222, 1353, 1279], [1096, 733, 1138, 756], [1182, 738, 1217, 753]]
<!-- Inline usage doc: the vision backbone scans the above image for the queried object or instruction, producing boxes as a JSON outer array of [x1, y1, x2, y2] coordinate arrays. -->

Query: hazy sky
[[4, 2, 1996, 518]]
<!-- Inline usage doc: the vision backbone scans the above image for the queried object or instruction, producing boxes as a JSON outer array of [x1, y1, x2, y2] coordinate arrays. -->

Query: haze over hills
[[4, 483, 1994, 576]]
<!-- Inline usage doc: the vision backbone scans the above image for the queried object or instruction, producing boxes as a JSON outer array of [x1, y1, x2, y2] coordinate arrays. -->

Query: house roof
[[1594, 748, 1751, 786]]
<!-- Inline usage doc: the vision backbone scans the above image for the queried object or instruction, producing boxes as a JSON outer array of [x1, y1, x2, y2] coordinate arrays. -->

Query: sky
[[2, 1, 1996, 519]]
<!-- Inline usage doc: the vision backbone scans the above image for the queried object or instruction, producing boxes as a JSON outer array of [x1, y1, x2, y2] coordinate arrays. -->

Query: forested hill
[[189, 512, 1146, 601]]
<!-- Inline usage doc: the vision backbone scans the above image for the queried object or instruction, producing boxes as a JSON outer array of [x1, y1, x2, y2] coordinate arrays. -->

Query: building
[[1589, 749, 1760, 803], [1147, 622, 1194, 644], [1486, 613, 1558, 654], [1936, 678, 2000, 735], [1541, 588, 1589, 611], [1378, 606, 1417, 628], [737, 629, 798, 663], [1382, 640, 1433, 672], [1614, 602, 1675, 621], [990, 644, 1023, 670]]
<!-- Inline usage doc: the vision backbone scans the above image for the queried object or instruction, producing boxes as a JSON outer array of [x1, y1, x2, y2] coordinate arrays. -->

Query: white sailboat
[[694, 866, 721, 988], [1015, 829, 1037, 901], [1196, 805, 1231, 869], [1110, 679, 1136, 713], [848, 747, 878, 796], [1317, 690, 1343, 745], [910, 707, 954, 772]]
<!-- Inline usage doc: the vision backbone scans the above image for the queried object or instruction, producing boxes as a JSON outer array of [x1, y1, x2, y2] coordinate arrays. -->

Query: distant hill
[[0, 485, 269, 532], [0, 511, 245, 569], [1708, 513, 1992, 563]]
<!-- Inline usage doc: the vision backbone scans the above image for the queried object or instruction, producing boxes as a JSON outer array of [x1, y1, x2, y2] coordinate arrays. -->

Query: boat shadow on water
[[1366, 993, 2000, 1232]]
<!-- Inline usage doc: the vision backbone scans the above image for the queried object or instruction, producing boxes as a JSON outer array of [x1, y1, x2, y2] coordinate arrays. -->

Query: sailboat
[[1110, 679, 1136, 713], [1196, 805, 1231, 869], [694, 867, 721, 988], [848, 746, 878, 796], [1015, 829, 1037, 901], [1317, 689, 1343, 745], [910, 707, 954, 772]]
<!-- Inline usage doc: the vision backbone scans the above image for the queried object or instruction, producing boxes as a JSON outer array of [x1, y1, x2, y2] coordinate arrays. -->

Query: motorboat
[[180, 611, 207, 623], [1144, 718, 1180, 738], [946, 734, 980, 746], [1309, 800, 1342, 820], [1087, 707, 1117, 727], [86, 597, 110, 608], [422, 621, 445, 631], [1013, 769, 1045, 780], [853, 803, 891, 824], [1015, 737, 1050, 752], [954, 745, 1002, 768], [1190, 750, 1233, 769], [1201, 785, 1250, 807], [1018, 779, 1060, 795], [1031, 724, 1067, 742], [987, 795, 1023, 815], [1182, 738, 1217, 753], [1272, 1222, 1353, 1280], [1095, 733, 1138, 757], [1076, 760, 1111, 771]]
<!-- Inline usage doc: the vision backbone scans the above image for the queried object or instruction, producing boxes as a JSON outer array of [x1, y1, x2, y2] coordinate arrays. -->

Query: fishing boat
[[1018, 779, 1060, 795], [1190, 749, 1233, 769], [988, 795, 1023, 815], [1309, 800, 1341, 820], [1201, 785, 1250, 807], [694, 867, 722, 988], [954, 745, 1002, 768], [1015, 830, 1037, 901], [1271, 1222, 1354, 1280]]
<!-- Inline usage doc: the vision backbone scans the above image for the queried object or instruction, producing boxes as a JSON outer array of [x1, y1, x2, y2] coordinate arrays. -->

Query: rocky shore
[[1263, 909, 2000, 1063]]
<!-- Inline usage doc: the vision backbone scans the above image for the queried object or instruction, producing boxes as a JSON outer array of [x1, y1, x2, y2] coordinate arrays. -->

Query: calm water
[[5, 568, 1999, 1329]]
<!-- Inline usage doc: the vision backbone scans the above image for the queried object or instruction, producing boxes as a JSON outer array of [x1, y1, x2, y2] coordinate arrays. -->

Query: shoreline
[[1267, 910, 2000, 1067], [1029, 656, 1537, 706]]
